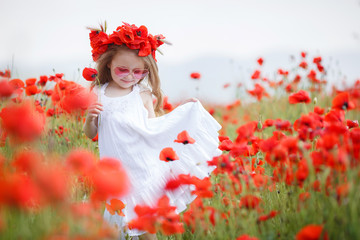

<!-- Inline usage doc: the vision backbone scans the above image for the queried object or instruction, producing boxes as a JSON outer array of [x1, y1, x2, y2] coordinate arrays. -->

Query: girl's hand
[[86, 102, 103, 121], [180, 98, 198, 106]]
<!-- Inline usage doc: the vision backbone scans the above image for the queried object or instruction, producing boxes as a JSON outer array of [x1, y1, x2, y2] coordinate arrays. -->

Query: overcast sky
[[1, 0, 359, 102]]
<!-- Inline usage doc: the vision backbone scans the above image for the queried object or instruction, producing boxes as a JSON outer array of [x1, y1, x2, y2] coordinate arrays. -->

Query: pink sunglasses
[[114, 67, 149, 80]]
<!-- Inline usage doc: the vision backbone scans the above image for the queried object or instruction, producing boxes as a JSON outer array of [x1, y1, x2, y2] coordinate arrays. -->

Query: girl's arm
[[140, 90, 156, 118], [83, 102, 103, 139]]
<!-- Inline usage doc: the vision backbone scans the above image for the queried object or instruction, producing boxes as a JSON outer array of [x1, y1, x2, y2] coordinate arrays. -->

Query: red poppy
[[65, 149, 97, 175], [278, 69, 289, 76], [218, 139, 234, 151], [239, 195, 261, 209], [313, 56, 322, 64], [251, 70, 261, 80], [82, 67, 98, 81], [88, 157, 129, 201], [12, 150, 42, 174], [25, 85, 41, 96], [9, 79, 25, 89], [257, 210, 279, 222], [314, 106, 324, 115], [346, 120, 359, 129], [56, 80, 97, 114], [289, 90, 311, 104], [190, 72, 201, 79], [128, 195, 184, 235], [191, 177, 214, 198], [332, 92, 355, 110], [293, 74, 302, 83], [0, 100, 45, 143], [301, 52, 307, 58], [299, 61, 308, 69], [38, 75, 48, 86], [257, 57, 263, 66], [106, 198, 126, 216], [296, 224, 327, 240], [236, 235, 259, 240], [32, 162, 70, 203], [159, 147, 179, 162], [25, 78, 36, 86], [0, 79, 14, 97], [223, 83, 231, 88], [162, 96, 174, 111], [247, 83, 269, 101], [174, 130, 195, 144], [0, 173, 42, 209]]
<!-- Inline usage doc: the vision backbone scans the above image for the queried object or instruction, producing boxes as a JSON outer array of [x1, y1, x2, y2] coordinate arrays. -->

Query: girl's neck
[[105, 81, 135, 97]]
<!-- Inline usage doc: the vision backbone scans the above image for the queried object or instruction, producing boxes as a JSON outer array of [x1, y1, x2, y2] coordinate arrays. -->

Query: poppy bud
[[313, 97, 317, 104]]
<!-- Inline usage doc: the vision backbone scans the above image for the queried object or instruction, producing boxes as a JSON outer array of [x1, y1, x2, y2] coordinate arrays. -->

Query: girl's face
[[108, 50, 147, 89]]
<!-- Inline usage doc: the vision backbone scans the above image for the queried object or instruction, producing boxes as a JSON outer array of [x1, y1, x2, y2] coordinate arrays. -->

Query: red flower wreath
[[88, 22, 170, 62]]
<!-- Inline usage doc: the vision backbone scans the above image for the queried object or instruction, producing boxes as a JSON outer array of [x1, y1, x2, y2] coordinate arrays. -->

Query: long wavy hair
[[91, 44, 164, 116]]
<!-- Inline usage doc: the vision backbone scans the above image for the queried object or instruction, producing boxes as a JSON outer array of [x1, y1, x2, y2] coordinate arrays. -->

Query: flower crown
[[88, 22, 170, 62]]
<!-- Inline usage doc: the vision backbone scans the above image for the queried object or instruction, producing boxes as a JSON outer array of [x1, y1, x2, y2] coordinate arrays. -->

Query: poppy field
[[0, 52, 359, 240]]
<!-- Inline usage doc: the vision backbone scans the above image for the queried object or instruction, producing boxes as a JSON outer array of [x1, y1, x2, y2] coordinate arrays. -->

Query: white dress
[[97, 82, 222, 237]]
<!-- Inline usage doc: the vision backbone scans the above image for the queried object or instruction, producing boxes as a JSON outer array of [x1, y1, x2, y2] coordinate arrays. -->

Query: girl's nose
[[124, 72, 136, 80]]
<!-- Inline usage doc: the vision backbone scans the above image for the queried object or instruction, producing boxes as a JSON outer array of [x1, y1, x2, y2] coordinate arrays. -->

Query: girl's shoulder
[[138, 83, 151, 94], [90, 83, 104, 96]]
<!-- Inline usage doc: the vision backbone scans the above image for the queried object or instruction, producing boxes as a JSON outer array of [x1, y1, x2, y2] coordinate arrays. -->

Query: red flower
[[223, 83, 231, 88], [162, 96, 174, 111], [9, 79, 24, 89], [159, 147, 179, 162], [25, 85, 41, 96], [346, 120, 359, 129], [239, 195, 261, 209], [314, 106, 324, 115], [0, 79, 14, 97], [296, 224, 327, 240], [88, 157, 129, 201], [0, 100, 45, 143], [313, 56, 322, 64], [331, 92, 355, 110], [299, 61, 308, 69], [257, 57, 263, 66], [301, 51, 307, 58], [289, 90, 311, 104], [106, 198, 126, 216], [82, 67, 98, 81], [65, 149, 97, 175], [247, 83, 269, 101], [236, 235, 259, 240], [191, 177, 213, 198], [174, 130, 195, 144], [25, 78, 36, 86], [257, 210, 279, 222], [38, 75, 48, 86], [55, 80, 97, 114], [190, 72, 201, 79], [251, 70, 261, 80], [12, 150, 42, 174], [128, 195, 184, 235]]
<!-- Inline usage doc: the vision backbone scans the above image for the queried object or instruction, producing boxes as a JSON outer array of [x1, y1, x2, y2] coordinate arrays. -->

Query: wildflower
[[159, 147, 179, 162], [190, 72, 201, 79], [82, 67, 98, 81], [289, 90, 311, 104], [174, 130, 195, 144]]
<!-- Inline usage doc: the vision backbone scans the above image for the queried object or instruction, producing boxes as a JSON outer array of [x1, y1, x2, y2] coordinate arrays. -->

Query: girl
[[83, 22, 222, 240]]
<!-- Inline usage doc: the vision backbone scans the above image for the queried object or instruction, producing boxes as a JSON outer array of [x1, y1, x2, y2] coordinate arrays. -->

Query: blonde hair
[[91, 44, 164, 116]]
